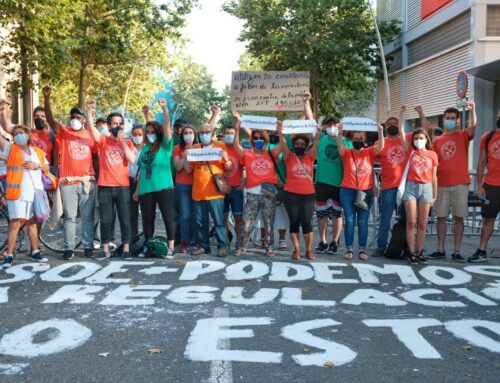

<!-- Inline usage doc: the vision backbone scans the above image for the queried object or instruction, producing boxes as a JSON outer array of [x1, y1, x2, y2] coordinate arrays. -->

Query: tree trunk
[[312, 83, 319, 121], [78, 58, 87, 109], [20, 44, 32, 128]]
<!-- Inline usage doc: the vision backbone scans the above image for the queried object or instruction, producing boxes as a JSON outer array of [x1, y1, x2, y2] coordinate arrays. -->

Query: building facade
[[377, 0, 500, 165]]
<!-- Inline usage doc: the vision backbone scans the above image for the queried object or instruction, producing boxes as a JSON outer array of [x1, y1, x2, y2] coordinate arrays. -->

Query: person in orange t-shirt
[[338, 122, 384, 261], [185, 123, 231, 257], [280, 123, 320, 260], [401, 128, 438, 265]]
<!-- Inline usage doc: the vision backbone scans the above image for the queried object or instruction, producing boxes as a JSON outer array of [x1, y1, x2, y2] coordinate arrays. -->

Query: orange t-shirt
[[31, 129, 53, 164], [433, 129, 472, 186], [191, 142, 226, 201], [407, 149, 438, 184], [243, 149, 278, 189], [284, 153, 315, 195], [375, 133, 411, 190], [225, 145, 244, 187], [96, 135, 133, 187], [480, 130, 500, 186], [58, 125, 96, 179], [173, 144, 193, 185], [340, 147, 376, 190]]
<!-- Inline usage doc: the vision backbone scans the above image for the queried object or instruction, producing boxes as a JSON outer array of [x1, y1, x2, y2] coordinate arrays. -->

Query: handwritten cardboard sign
[[241, 115, 278, 131], [187, 148, 222, 162], [341, 117, 378, 132], [231, 71, 310, 111], [282, 119, 318, 134]]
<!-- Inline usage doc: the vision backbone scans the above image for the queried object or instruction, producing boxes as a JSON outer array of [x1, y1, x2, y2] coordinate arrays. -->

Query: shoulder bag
[[206, 161, 231, 195]]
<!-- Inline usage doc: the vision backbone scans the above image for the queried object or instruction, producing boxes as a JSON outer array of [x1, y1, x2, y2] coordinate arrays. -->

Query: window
[[487, 5, 500, 36]]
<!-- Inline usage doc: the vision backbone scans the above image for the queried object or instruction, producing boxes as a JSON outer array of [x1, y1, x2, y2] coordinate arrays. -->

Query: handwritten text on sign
[[241, 115, 278, 131], [232, 71, 310, 111], [283, 120, 318, 134], [187, 148, 222, 162], [341, 117, 379, 132]]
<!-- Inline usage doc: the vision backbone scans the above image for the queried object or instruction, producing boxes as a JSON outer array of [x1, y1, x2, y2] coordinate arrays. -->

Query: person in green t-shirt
[[314, 117, 352, 255]]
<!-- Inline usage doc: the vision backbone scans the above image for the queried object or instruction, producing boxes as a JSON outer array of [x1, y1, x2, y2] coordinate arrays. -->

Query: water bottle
[[481, 195, 490, 205]]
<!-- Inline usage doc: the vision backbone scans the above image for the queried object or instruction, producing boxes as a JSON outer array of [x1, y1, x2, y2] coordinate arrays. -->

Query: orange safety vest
[[6, 143, 58, 201]]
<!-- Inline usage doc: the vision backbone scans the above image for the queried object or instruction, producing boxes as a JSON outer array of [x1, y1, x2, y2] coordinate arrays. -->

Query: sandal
[[416, 249, 427, 264], [358, 251, 369, 261], [305, 250, 316, 260], [408, 252, 419, 265], [234, 247, 246, 257], [266, 247, 275, 257], [292, 250, 300, 260], [344, 250, 353, 261]]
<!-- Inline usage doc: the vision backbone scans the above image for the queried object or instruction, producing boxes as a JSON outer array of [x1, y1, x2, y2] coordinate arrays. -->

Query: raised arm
[[399, 105, 410, 152], [467, 100, 477, 138], [414, 105, 429, 131], [337, 122, 346, 157], [310, 128, 321, 161], [158, 98, 171, 142], [118, 131, 136, 163], [0, 122, 6, 151], [208, 104, 220, 127], [142, 104, 152, 123], [230, 110, 245, 158], [374, 124, 385, 155], [302, 91, 313, 120], [0, 99, 13, 134], [85, 100, 101, 143], [278, 121, 290, 161], [43, 85, 62, 134]]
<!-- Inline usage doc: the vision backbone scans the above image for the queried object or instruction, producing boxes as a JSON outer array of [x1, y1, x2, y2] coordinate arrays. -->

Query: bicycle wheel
[[39, 217, 83, 253], [0, 207, 9, 251]]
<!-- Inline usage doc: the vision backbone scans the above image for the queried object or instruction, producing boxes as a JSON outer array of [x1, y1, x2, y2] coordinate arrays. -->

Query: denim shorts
[[224, 187, 244, 216], [403, 181, 433, 203]]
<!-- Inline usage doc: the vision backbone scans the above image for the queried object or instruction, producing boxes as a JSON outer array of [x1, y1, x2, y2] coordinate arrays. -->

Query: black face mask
[[34, 117, 46, 130], [293, 147, 306, 156], [269, 134, 279, 144], [387, 125, 399, 136], [352, 141, 364, 150], [497, 118, 500, 129], [111, 126, 123, 137]]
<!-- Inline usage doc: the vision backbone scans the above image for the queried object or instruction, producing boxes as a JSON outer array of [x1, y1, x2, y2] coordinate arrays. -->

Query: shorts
[[434, 184, 469, 218], [224, 187, 244, 216], [481, 183, 500, 219], [403, 181, 433, 204], [315, 182, 342, 219], [7, 200, 34, 220]]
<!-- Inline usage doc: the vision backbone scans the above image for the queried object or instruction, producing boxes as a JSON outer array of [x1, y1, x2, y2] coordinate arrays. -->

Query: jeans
[[98, 186, 131, 244], [340, 187, 374, 251], [193, 198, 227, 251], [377, 187, 398, 249], [176, 184, 193, 243], [60, 181, 95, 250], [139, 188, 177, 242]]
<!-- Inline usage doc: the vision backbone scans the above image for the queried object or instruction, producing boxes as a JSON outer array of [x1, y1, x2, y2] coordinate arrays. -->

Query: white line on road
[[209, 307, 233, 383]]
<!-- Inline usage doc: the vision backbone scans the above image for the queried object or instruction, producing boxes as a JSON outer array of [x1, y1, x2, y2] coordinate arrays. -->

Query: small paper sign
[[282, 119, 318, 134], [187, 148, 222, 162], [240, 115, 278, 131], [341, 117, 378, 132]]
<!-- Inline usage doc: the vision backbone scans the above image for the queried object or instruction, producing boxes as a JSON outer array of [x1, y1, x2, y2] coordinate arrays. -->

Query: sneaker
[[1, 255, 13, 269], [372, 248, 385, 258], [254, 240, 264, 249], [278, 240, 288, 251], [138, 246, 148, 258], [84, 248, 93, 258], [327, 241, 338, 254], [109, 242, 117, 251], [179, 242, 189, 254], [427, 250, 446, 260], [315, 241, 328, 254], [93, 241, 101, 250], [217, 248, 228, 258], [63, 250, 74, 260], [166, 248, 175, 259], [31, 251, 48, 263], [468, 249, 488, 263], [95, 251, 111, 261], [121, 251, 133, 260], [451, 252, 465, 263]]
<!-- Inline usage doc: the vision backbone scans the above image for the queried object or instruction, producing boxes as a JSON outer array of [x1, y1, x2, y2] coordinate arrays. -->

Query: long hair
[[145, 121, 164, 155], [179, 125, 197, 149], [411, 128, 433, 150]]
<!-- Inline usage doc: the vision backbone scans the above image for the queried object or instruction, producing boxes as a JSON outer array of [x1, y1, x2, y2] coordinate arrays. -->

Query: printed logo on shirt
[[250, 157, 272, 176], [350, 158, 370, 177], [68, 140, 91, 160], [440, 140, 457, 161], [31, 137, 48, 152], [386, 145, 405, 164], [411, 154, 431, 174], [325, 144, 339, 160], [490, 140, 500, 160], [291, 163, 313, 178], [106, 145, 125, 166], [225, 155, 239, 178]]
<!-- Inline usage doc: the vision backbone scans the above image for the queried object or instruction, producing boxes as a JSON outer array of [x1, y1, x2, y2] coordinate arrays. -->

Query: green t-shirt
[[268, 135, 292, 187], [315, 134, 352, 187], [138, 135, 174, 195], [170, 134, 179, 180]]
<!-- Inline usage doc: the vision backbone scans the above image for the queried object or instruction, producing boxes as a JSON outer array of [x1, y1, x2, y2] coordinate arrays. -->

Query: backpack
[[115, 233, 145, 257], [146, 236, 170, 259], [384, 219, 408, 259]]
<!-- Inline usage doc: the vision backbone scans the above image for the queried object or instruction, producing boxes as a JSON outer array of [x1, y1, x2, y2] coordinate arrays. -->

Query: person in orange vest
[[0, 125, 52, 268]]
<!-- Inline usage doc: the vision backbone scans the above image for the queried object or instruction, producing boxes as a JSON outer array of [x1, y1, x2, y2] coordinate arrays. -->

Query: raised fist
[[42, 85, 51, 98]]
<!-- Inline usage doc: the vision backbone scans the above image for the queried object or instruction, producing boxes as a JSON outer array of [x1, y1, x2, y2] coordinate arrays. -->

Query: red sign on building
[[421, 0, 454, 20]]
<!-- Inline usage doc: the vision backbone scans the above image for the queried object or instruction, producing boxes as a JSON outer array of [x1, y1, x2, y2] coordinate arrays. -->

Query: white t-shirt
[[128, 146, 140, 179]]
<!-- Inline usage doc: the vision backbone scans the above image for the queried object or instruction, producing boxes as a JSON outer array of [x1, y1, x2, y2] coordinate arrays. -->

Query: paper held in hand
[[241, 115, 278, 131], [282, 119, 318, 134], [187, 148, 223, 162], [341, 117, 378, 132]]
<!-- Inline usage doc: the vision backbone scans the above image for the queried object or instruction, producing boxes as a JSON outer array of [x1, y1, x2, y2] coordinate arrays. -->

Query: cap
[[69, 107, 85, 117]]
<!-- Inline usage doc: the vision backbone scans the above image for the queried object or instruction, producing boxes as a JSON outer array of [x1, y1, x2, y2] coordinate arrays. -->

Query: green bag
[[146, 236, 169, 259]]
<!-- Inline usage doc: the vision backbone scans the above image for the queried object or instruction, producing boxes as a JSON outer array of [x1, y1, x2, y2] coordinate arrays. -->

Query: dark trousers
[[98, 186, 131, 244], [129, 178, 140, 239], [139, 188, 177, 242], [283, 191, 316, 234]]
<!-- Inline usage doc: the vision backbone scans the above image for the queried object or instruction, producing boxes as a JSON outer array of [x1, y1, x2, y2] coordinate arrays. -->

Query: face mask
[[224, 134, 235, 144], [97, 125, 109, 136], [34, 117, 45, 130], [352, 141, 364, 150], [132, 136, 143, 145], [326, 127, 338, 136], [387, 125, 399, 136], [183, 134, 194, 144], [414, 138, 426, 149], [269, 134, 279, 144], [111, 126, 123, 138], [444, 119, 456, 130], [199, 133, 212, 145], [14, 133, 28, 146], [147, 133, 157, 144], [293, 147, 306, 156], [253, 139, 265, 150], [496, 118, 500, 129], [70, 118, 83, 131]]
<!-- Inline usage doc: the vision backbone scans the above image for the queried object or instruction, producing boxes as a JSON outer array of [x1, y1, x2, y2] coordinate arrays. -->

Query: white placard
[[241, 115, 278, 131], [282, 119, 318, 134], [187, 148, 223, 162], [341, 117, 378, 132]]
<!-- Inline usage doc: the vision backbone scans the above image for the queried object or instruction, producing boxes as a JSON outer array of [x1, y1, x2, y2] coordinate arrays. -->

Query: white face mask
[[413, 138, 426, 149], [70, 118, 83, 131], [132, 136, 143, 145], [183, 134, 194, 144], [326, 127, 338, 136]]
